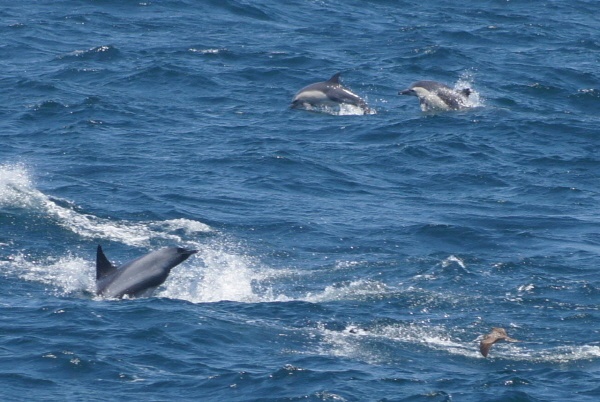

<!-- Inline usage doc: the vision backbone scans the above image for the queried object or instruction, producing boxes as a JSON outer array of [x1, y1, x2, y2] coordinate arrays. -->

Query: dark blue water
[[1, 1, 599, 400]]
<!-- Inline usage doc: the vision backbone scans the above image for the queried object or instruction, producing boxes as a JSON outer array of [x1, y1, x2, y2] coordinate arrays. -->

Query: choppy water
[[1, 1, 599, 401]]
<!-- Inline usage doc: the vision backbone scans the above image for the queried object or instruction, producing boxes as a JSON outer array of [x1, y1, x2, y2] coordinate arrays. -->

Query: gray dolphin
[[399, 80, 472, 111], [96, 245, 197, 299], [291, 73, 370, 113], [479, 327, 520, 357]]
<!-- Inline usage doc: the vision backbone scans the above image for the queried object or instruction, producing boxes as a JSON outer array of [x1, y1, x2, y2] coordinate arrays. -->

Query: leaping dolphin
[[291, 73, 370, 114], [399, 80, 472, 111], [96, 245, 197, 299], [479, 327, 520, 357]]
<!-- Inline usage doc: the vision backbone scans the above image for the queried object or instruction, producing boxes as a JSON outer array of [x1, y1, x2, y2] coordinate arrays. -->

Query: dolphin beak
[[399, 89, 411, 96], [177, 248, 198, 256]]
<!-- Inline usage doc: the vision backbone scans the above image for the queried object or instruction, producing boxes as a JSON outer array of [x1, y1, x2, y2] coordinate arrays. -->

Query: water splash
[[455, 71, 484, 109], [0, 164, 272, 303], [295, 103, 374, 116], [303, 279, 389, 303]]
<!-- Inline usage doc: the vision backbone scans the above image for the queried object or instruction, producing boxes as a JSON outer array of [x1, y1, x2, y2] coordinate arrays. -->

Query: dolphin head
[[399, 81, 446, 97], [399, 88, 417, 96], [168, 247, 198, 270]]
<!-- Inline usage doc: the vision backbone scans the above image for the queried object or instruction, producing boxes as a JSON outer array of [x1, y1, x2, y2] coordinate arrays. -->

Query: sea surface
[[1, 1, 599, 401]]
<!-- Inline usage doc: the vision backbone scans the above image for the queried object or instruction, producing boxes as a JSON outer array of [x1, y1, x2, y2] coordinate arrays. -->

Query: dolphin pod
[[96, 245, 197, 299], [291, 73, 475, 114]]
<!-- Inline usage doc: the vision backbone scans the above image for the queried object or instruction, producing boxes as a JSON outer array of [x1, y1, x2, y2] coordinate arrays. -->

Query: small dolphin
[[96, 245, 197, 299], [479, 327, 520, 357], [399, 80, 472, 111], [291, 73, 370, 114]]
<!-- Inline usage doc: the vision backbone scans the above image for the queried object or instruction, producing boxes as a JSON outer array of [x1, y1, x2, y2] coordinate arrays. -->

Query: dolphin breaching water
[[479, 327, 520, 357], [291, 73, 371, 114], [399, 80, 472, 112], [96, 245, 197, 299]]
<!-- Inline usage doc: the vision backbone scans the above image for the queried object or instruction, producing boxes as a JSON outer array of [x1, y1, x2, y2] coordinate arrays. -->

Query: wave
[[316, 322, 600, 364], [0, 164, 210, 248], [56, 45, 121, 62]]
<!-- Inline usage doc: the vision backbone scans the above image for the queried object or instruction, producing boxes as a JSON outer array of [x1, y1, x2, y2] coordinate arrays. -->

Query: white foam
[[188, 48, 225, 54], [315, 320, 600, 364], [159, 243, 274, 303], [2, 253, 95, 297], [296, 103, 374, 116], [441, 255, 466, 269], [302, 279, 389, 303], [0, 163, 37, 208], [0, 164, 211, 247], [338, 103, 375, 115]]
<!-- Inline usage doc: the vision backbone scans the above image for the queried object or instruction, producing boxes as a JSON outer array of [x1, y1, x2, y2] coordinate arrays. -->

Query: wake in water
[[0, 164, 279, 303], [315, 321, 600, 364]]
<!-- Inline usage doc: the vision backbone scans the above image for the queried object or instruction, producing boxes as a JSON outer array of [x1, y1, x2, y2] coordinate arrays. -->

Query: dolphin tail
[[96, 245, 117, 280], [460, 88, 472, 97]]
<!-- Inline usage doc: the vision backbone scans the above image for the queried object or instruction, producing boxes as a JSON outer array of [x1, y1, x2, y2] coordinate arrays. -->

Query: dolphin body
[[399, 81, 472, 111], [291, 73, 370, 114], [96, 245, 197, 299]]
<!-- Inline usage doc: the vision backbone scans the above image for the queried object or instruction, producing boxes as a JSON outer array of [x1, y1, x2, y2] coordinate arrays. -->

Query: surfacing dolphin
[[96, 245, 197, 299], [479, 327, 520, 357], [399, 80, 472, 112], [291, 73, 370, 114]]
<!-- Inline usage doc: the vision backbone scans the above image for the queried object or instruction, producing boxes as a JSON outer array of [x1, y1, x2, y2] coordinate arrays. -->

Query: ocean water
[[1, 0, 599, 400]]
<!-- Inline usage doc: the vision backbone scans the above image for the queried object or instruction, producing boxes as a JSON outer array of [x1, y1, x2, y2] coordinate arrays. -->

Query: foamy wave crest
[[317, 321, 600, 364], [2, 253, 95, 297], [0, 164, 211, 247], [316, 323, 484, 362], [494, 344, 600, 364]]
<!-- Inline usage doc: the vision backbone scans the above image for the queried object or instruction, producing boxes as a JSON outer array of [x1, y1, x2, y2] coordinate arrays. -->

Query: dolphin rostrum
[[291, 73, 370, 114], [399, 80, 472, 111], [96, 245, 197, 299], [479, 327, 520, 357]]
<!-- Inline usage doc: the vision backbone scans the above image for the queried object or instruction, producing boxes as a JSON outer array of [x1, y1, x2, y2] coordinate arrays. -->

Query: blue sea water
[[1, 0, 599, 400]]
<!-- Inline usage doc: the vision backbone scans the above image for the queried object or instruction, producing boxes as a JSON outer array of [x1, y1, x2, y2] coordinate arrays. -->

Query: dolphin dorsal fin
[[327, 73, 341, 84], [96, 245, 117, 280]]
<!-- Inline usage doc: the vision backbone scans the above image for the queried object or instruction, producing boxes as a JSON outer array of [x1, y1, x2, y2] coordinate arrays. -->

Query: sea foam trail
[[1, 164, 270, 302], [0, 164, 211, 248], [316, 322, 600, 364]]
